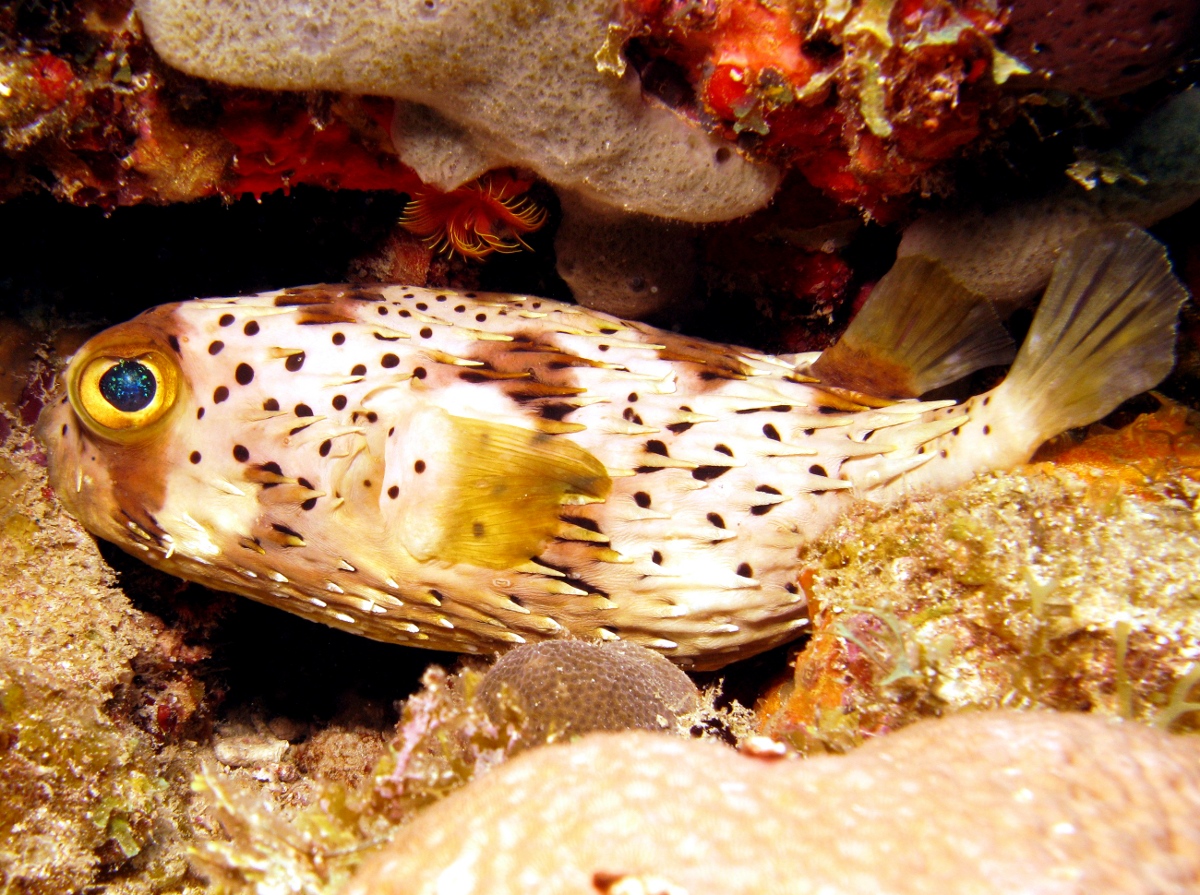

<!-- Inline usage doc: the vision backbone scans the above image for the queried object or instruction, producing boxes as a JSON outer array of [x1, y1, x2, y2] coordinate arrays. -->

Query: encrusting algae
[[758, 401, 1200, 752], [39, 224, 1187, 669]]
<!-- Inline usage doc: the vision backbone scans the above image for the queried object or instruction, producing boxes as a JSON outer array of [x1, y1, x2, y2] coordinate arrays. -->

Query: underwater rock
[[898, 88, 1200, 312], [758, 403, 1200, 752], [0, 421, 204, 893], [1001, 0, 1200, 97], [343, 712, 1200, 895], [476, 640, 699, 749], [554, 196, 697, 319], [132, 0, 779, 223]]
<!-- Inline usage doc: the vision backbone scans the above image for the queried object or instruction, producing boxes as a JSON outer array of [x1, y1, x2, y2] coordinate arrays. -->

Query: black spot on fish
[[263, 398, 280, 412], [707, 512, 726, 529], [634, 491, 651, 508], [714, 444, 733, 456], [332, 332, 345, 345], [628, 392, 638, 402], [332, 395, 347, 410], [208, 340, 224, 355], [473, 521, 485, 537], [258, 461, 283, 487], [763, 424, 781, 441], [285, 352, 305, 372], [233, 444, 250, 462], [562, 515, 602, 533], [244, 321, 260, 336], [351, 364, 367, 376], [271, 522, 303, 539], [756, 484, 781, 494], [378, 306, 389, 315], [301, 497, 317, 510], [645, 440, 668, 456], [189, 451, 201, 464], [651, 550, 663, 565], [454, 305, 466, 313], [692, 466, 730, 481], [319, 440, 332, 457], [388, 485, 399, 499], [436, 294, 447, 302], [416, 302, 428, 311], [785, 582, 799, 594], [381, 354, 400, 368], [197, 408, 205, 419], [295, 404, 313, 417], [366, 412, 378, 423], [168, 335, 181, 354], [983, 425, 991, 435], [666, 421, 693, 434], [235, 363, 254, 385], [413, 367, 427, 379], [476, 313, 487, 322], [809, 465, 828, 477], [750, 504, 775, 516], [414, 460, 426, 473], [214, 386, 229, 404], [737, 562, 752, 578], [219, 314, 234, 327]]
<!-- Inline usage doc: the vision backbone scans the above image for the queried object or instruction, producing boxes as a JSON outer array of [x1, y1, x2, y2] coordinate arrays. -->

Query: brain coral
[[132, 0, 779, 223], [476, 640, 698, 748], [344, 712, 1200, 895]]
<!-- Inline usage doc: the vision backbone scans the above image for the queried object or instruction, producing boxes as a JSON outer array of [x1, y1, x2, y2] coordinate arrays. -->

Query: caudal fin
[[999, 224, 1187, 443]]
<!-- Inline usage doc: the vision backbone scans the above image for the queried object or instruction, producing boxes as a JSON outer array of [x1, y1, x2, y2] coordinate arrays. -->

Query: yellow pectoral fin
[[390, 408, 611, 569]]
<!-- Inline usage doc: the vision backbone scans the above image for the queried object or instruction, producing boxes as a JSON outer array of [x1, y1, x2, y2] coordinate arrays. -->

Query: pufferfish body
[[40, 225, 1186, 668]]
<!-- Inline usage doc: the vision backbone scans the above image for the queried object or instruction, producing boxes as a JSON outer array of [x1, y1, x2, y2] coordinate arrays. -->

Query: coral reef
[[343, 712, 1200, 895], [0, 342, 208, 893], [476, 640, 699, 749], [132, 0, 778, 223], [1000, 0, 1200, 97], [758, 402, 1200, 753], [626, 0, 1022, 216], [899, 87, 1200, 312]]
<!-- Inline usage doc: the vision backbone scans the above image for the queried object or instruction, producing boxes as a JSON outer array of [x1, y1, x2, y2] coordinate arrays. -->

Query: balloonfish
[[40, 225, 1186, 669]]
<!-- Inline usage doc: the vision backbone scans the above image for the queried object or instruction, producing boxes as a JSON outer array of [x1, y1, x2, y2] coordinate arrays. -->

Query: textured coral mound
[[758, 406, 1200, 753], [477, 640, 699, 748], [344, 712, 1200, 895]]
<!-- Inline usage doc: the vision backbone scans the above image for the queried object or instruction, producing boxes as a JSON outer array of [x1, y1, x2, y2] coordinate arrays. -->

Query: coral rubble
[[343, 712, 1200, 895]]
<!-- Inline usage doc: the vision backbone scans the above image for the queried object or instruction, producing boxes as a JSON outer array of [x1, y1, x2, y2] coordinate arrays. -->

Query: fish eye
[[70, 347, 181, 438], [99, 359, 157, 411]]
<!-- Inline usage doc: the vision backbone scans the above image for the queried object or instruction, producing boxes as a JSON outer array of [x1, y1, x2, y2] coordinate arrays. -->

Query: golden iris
[[71, 348, 180, 437]]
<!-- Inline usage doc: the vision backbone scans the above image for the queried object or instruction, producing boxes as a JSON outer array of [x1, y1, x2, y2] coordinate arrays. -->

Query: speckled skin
[[38, 285, 1061, 669]]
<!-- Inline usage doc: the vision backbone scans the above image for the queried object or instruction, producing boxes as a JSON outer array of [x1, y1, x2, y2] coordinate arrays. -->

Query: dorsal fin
[[810, 256, 1016, 398]]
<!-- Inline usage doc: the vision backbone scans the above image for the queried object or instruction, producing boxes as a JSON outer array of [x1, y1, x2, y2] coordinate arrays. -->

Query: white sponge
[[134, 0, 780, 222]]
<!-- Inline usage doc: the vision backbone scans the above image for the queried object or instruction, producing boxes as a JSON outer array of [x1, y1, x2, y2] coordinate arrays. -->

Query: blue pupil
[[99, 360, 156, 412]]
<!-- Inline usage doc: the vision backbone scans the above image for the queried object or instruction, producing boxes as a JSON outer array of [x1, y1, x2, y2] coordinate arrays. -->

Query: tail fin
[[999, 224, 1187, 443]]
